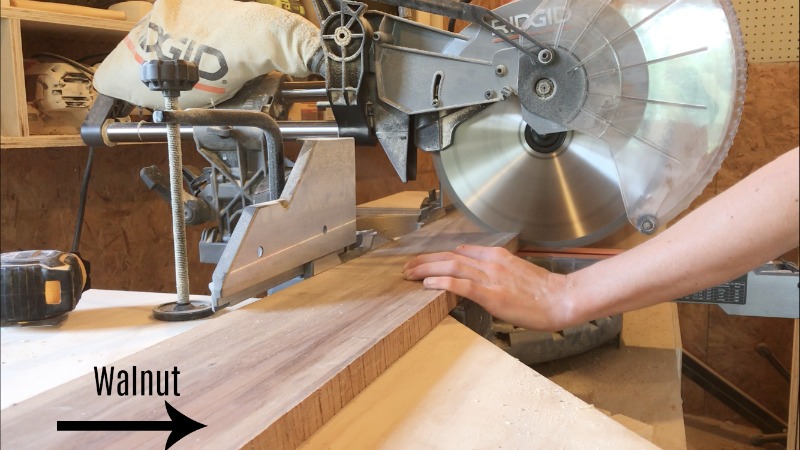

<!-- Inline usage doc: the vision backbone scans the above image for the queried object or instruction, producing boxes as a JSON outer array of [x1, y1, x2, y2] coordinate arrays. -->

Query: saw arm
[[315, 0, 746, 245]]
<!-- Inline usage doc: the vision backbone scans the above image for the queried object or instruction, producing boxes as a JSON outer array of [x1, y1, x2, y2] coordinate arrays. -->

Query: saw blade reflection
[[434, 98, 627, 247]]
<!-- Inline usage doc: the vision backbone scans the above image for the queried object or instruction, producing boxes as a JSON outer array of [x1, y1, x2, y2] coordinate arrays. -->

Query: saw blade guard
[[434, 0, 747, 245], [520, 0, 747, 233]]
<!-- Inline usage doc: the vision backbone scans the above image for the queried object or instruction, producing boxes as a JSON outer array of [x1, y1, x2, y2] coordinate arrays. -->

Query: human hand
[[403, 245, 574, 332]]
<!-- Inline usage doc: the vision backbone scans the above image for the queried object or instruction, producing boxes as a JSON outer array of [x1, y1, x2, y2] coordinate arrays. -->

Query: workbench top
[[1, 289, 683, 448], [0, 290, 254, 409]]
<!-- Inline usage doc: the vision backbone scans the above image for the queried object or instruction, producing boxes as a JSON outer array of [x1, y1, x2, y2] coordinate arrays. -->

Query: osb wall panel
[[0, 144, 216, 295], [355, 144, 438, 205], [0, 143, 438, 295], [678, 62, 800, 424]]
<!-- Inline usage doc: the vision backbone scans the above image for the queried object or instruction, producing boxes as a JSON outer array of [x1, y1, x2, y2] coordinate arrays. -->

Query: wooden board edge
[[0, 134, 86, 148], [256, 291, 459, 449], [0, 17, 26, 138], [1, 5, 133, 32]]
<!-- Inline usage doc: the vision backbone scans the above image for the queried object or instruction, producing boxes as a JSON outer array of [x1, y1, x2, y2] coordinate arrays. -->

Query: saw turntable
[[81, 0, 747, 326]]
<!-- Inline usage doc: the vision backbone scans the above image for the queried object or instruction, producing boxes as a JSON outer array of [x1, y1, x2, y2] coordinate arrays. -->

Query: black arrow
[[57, 400, 206, 449]]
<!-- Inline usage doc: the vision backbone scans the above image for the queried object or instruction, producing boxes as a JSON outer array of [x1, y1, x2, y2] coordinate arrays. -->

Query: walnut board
[[0, 212, 517, 449]]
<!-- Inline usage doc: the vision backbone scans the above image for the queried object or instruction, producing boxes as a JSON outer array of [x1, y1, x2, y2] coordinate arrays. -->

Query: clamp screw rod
[[141, 59, 212, 320], [164, 95, 190, 305]]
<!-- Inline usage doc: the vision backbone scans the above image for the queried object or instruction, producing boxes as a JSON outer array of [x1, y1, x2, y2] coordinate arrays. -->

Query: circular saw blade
[[437, 0, 746, 247], [435, 98, 627, 247]]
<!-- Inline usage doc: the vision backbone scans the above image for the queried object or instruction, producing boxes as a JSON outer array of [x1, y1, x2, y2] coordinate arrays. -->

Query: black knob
[[140, 59, 199, 98]]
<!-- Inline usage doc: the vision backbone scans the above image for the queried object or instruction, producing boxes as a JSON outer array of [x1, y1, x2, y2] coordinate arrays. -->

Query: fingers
[[404, 251, 488, 272], [453, 245, 513, 262], [404, 246, 511, 271], [422, 276, 494, 308], [404, 246, 515, 283], [403, 251, 457, 272], [403, 246, 571, 332], [403, 255, 486, 282]]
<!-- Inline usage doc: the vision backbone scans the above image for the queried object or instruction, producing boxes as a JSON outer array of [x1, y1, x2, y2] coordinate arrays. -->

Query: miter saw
[[81, 0, 747, 318]]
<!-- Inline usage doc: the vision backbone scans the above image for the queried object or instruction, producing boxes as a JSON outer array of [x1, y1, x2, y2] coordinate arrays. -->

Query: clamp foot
[[153, 300, 213, 321]]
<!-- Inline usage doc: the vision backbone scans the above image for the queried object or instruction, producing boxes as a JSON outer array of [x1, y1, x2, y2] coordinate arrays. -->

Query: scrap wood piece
[[299, 317, 659, 449], [0, 212, 517, 450]]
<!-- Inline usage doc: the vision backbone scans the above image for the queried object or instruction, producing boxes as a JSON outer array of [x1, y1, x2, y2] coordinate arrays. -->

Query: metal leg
[[682, 350, 787, 437]]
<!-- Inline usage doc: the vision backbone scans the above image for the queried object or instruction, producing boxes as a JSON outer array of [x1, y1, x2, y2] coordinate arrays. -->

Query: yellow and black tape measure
[[0, 250, 89, 324]]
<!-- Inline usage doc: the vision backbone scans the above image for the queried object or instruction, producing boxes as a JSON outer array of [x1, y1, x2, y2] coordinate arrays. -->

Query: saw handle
[[379, 0, 482, 21], [375, 0, 549, 59]]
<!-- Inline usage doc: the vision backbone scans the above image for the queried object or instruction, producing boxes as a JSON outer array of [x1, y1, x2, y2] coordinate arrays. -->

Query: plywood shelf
[[0, 134, 86, 149], [1, 6, 133, 35], [0, 4, 133, 148]]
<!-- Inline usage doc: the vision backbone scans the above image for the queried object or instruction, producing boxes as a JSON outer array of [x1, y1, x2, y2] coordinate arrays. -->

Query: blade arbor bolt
[[534, 78, 555, 99]]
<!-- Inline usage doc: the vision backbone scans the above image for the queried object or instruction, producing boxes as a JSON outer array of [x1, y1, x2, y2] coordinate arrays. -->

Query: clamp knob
[[140, 59, 199, 98]]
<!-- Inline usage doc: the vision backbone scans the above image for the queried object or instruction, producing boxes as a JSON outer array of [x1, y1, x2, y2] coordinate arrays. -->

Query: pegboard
[[732, 0, 799, 62]]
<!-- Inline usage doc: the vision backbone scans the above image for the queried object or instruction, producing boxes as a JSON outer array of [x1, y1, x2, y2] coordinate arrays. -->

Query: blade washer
[[523, 127, 567, 155]]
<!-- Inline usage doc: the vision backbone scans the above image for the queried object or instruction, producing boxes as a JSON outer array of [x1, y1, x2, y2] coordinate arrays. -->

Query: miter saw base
[[490, 253, 623, 365], [492, 315, 623, 366]]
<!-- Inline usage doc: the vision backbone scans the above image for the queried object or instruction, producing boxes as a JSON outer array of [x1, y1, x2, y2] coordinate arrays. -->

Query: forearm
[[564, 148, 800, 324]]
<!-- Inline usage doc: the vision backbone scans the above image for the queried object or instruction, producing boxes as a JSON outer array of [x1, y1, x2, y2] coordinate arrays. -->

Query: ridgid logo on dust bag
[[123, 21, 229, 94], [92, 0, 320, 110]]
